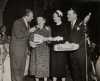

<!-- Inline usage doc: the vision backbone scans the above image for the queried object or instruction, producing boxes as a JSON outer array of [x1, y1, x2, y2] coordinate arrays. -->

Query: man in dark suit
[[67, 9, 86, 81], [10, 9, 34, 81]]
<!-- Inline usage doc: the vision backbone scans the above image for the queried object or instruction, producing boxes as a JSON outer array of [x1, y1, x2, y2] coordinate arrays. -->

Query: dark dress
[[29, 26, 51, 78], [50, 23, 71, 79]]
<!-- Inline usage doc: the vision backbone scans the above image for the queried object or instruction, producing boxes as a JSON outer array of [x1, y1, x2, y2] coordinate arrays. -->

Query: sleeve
[[46, 26, 52, 44], [29, 32, 34, 41], [63, 24, 69, 41], [77, 24, 86, 46], [47, 26, 51, 37], [12, 20, 27, 39]]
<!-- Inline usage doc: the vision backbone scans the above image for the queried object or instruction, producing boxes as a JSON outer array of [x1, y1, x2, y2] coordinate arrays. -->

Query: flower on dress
[[77, 26, 80, 31]]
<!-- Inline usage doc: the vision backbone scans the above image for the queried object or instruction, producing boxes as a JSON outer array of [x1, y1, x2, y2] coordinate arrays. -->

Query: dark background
[[2, 0, 100, 44]]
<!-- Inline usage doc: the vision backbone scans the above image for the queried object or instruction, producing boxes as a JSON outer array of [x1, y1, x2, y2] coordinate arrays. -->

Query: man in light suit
[[10, 9, 34, 81]]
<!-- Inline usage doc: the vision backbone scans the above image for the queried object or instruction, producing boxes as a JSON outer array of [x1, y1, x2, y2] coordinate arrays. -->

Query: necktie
[[27, 22, 30, 30], [71, 23, 74, 29]]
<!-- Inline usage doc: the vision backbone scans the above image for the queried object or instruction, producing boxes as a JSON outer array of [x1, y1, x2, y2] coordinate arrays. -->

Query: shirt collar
[[71, 19, 77, 27], [23, 17, 28, 27]]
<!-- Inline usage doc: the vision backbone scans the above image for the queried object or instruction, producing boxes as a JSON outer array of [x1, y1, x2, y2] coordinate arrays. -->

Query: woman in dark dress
[[50, 10, 71, 81]]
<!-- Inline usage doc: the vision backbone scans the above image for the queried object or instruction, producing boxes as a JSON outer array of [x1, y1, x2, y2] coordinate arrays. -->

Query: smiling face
[[67, 9, 77, 22], [37, 17, 46, 29], [53, 13, 61, 24]]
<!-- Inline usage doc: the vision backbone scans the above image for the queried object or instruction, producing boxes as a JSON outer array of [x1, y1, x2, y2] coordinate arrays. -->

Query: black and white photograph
[[0, 0, 100, 81]]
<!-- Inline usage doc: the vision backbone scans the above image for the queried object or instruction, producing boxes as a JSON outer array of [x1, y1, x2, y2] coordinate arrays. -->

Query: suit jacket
[[10, 18, 29, 60], [69, 20, 86, 81], [9, 18, 30, 81], [11, 18, 29, 42], [69, 20, 85, 48]]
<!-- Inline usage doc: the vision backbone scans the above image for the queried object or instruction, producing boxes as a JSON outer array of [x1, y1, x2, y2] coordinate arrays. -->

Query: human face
[[27, 12, 34, 22], [37, 17, 46, 28], [67, 10, 77, 22], [53, 13, 61, 24]]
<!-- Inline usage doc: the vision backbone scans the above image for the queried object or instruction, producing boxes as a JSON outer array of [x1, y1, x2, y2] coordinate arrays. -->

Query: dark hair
[[24, 9, 33, 16], [68, 8, 77, 15], [55, 10, 63, 17]]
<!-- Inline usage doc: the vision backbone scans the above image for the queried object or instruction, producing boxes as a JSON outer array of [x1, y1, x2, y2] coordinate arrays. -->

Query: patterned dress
[[0, 34, 11, 81], [29, 26, 51, 78]]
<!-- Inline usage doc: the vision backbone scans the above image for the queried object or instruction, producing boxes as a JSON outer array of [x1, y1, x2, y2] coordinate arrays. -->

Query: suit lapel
[[72, 20, 79, 31], [22, 18, 30, 30]]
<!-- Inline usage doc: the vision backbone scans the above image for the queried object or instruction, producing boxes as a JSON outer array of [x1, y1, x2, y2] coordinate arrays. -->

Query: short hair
[[37, 16, 46, 20], [24, 9, 33, 16], [69, 8, 77, 14], [67, 8, 78, 18]]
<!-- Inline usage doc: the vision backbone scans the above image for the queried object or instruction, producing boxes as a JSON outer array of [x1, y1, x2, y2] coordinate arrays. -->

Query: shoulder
[[14, 18, 23, 25], [12, 18, 24, 30]]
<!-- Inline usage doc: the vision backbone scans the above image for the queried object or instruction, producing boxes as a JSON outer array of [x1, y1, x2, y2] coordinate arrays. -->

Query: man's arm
[[12, 20, 26, 40]]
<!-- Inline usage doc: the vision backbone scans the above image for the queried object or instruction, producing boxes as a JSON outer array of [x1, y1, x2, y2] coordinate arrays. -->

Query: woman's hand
[[29, 27, 36, 33], [46, 36, 63, 42]]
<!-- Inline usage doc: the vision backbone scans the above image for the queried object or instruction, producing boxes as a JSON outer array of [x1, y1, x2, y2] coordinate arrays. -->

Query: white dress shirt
[[23, 17, 28, 28], [71, 19, 77, 29]]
